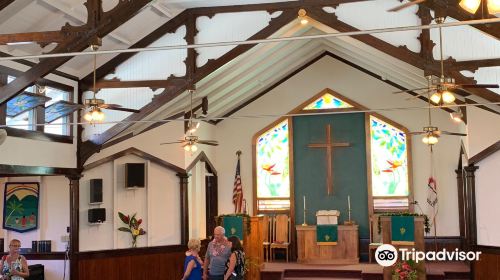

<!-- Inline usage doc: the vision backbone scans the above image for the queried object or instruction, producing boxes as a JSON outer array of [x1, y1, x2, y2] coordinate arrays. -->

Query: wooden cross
[[308, 124, 350, 196]]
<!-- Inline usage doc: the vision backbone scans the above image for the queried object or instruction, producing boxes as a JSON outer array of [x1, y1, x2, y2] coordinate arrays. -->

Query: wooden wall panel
[[78, 247, 185, 280], [474, 252, 500, 280]]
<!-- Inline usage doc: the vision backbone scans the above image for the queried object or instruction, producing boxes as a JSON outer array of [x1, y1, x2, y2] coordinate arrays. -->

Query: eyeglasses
[[9, 244, 20, 248]]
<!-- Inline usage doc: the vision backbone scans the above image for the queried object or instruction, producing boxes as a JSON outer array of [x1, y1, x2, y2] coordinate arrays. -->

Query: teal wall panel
[[293, 113, 369, 238]]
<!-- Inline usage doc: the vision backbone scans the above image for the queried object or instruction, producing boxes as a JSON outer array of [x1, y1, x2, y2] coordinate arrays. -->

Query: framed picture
[[3, 182, 39, 233]]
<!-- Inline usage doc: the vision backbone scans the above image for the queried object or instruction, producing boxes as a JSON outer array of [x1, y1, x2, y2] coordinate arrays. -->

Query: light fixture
[[441, 90, 456, 103], [430, 92, 442, 104], [422, 134, 439, 145], [298, 9, 308, 25], [488, 0, 500, 13], [460, 0, 500, 14], [459, 0, 481, 13], [187, 121, 200, 134], [450, 111, 464, 122], [84, 107, 105, 123], [190, 144, 198, 152], [183, 144, 198, 152]]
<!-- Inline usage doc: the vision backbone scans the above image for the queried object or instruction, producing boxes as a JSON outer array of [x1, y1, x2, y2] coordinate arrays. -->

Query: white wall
[[466, 106, 500, 158], [476, 150, 500, 247], [215, 56, 462, 236], [0, 138, 76, 167], [0, 176, 70, 280], [80, 154, 181, 251]]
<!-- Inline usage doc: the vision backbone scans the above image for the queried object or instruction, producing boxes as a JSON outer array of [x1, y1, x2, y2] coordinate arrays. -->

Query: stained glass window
[[370, 116, 409, 198], [303, 93, 353, 110], [256, 119, 290, 211]]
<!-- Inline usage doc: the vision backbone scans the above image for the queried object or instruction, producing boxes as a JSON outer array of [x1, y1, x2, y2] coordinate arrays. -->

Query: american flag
[[233, 156, 243, 213]]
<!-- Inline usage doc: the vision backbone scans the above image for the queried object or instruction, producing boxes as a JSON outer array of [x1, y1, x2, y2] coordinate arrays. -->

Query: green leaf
[[118, 227, 131, 233], [118, 212, 128, 224]]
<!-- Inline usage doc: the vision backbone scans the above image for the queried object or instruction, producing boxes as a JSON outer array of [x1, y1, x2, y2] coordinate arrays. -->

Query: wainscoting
[[78, 245, 185, 280], [474, 246, 500, 280]]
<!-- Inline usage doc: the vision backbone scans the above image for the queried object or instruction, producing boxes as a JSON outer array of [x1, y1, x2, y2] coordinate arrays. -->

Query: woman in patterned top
[[0, 239, 29, 280], [224, 236, 245, 280]]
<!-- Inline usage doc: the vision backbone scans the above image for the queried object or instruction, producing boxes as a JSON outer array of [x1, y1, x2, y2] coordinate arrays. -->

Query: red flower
[[137, 219, 142, 225]]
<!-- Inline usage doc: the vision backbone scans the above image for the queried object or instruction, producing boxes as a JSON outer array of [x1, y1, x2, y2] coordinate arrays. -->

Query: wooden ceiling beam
[[309, 7, 500, 104], [0, 0, 152, 106], [0, 31, 66, 45], [81, 10, 190, 86], [450, 58, 500, 72], [81, 77, 187, 91], [0, 0, 14, 11], [189, 0, 369, 15], [79, 8, 300, 165], [421, 0, 500, 40], [81, 1, 372, 87]]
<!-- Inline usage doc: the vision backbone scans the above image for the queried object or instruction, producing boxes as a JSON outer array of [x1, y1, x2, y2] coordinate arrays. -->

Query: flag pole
[[430, 146, 437, 252]]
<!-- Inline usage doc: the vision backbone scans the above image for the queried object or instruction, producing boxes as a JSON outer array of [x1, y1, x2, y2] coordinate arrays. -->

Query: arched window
[[369, 115, 410, 211], [255, 119, 290, 212]]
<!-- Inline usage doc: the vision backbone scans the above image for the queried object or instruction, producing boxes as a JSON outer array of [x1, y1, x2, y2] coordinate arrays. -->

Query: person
[[203, 227, 232, 280], [223, 236, 245, 280], [0, 239, 29, 280], [181, 239, 203, 280]]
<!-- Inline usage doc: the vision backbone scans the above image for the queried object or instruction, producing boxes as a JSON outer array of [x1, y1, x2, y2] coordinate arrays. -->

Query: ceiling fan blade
[[160, 141, 184, 145], [460, 84, 499, 89], [198, 140, 219, 146], [404, 90, 433, 100], [387, 0, 425, 12], [441, 131, 467, 136], [103, 104, 140, 113], [409, 131, 425, 135], [393, 87, 431, 94]]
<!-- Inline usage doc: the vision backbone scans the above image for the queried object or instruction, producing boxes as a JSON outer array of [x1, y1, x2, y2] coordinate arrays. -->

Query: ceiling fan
[[388, 0, 500, 14], [83, 44, 140, 122], [159, 89, 218, 152], [393, 17, 498, 103], [409, 80, 467, 146]]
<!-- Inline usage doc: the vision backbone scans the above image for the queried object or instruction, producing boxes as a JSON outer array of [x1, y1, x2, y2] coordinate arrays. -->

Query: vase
[[132, 237, 137, 248]]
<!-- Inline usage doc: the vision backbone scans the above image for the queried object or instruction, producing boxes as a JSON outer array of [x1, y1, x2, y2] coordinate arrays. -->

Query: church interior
[[0, 0, 499, 279]]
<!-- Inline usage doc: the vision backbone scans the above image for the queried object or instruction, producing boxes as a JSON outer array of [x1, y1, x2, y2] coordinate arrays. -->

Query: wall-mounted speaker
[[89, 179, 103, 204], [125, 163, 145, 188], [88, 208, 106, 223]]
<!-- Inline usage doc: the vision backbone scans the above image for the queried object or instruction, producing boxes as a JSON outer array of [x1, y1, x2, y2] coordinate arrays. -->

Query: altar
[[296, 224, 359, 264]]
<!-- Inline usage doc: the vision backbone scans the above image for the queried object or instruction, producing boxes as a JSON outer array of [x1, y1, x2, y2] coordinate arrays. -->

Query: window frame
[[252, 88, 413, 217], [1, 74, 74, 143]]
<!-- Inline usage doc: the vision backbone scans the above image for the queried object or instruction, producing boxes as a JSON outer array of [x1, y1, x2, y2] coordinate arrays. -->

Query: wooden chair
[[369, 214, 383, 263], [270, 214, 290, 262], [262, 215, 272, 262]]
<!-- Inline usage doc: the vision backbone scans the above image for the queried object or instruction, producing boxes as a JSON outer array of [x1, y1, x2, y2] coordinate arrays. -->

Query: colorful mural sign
[[3, 183, 39, 233]]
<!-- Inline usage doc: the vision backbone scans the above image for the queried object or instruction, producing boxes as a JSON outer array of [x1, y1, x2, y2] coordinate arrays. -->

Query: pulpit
[[218, 215, 264, 280], [296, 224, 359, 264], [380, 216, 426, 280]]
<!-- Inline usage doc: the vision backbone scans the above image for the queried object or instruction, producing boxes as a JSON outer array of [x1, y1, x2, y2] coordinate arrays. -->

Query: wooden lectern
[[380, 216, 426, 280], [296, 225, 359, 264], [243, 216, 265, 280]]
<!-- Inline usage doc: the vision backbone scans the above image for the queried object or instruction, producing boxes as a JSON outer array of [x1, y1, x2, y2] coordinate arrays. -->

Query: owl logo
[[231, 227, 237, 235], [324, 235, 330, 241]]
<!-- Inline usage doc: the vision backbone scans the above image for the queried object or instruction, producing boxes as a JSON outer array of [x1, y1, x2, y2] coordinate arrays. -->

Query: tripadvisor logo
[[375, 244, 482, 266], [375, 244, 398, 267]]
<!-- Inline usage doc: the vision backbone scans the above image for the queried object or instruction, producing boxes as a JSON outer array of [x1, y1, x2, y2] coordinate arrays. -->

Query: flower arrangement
[[392, 260, 418, 280], [118, 212, 146, 248]]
